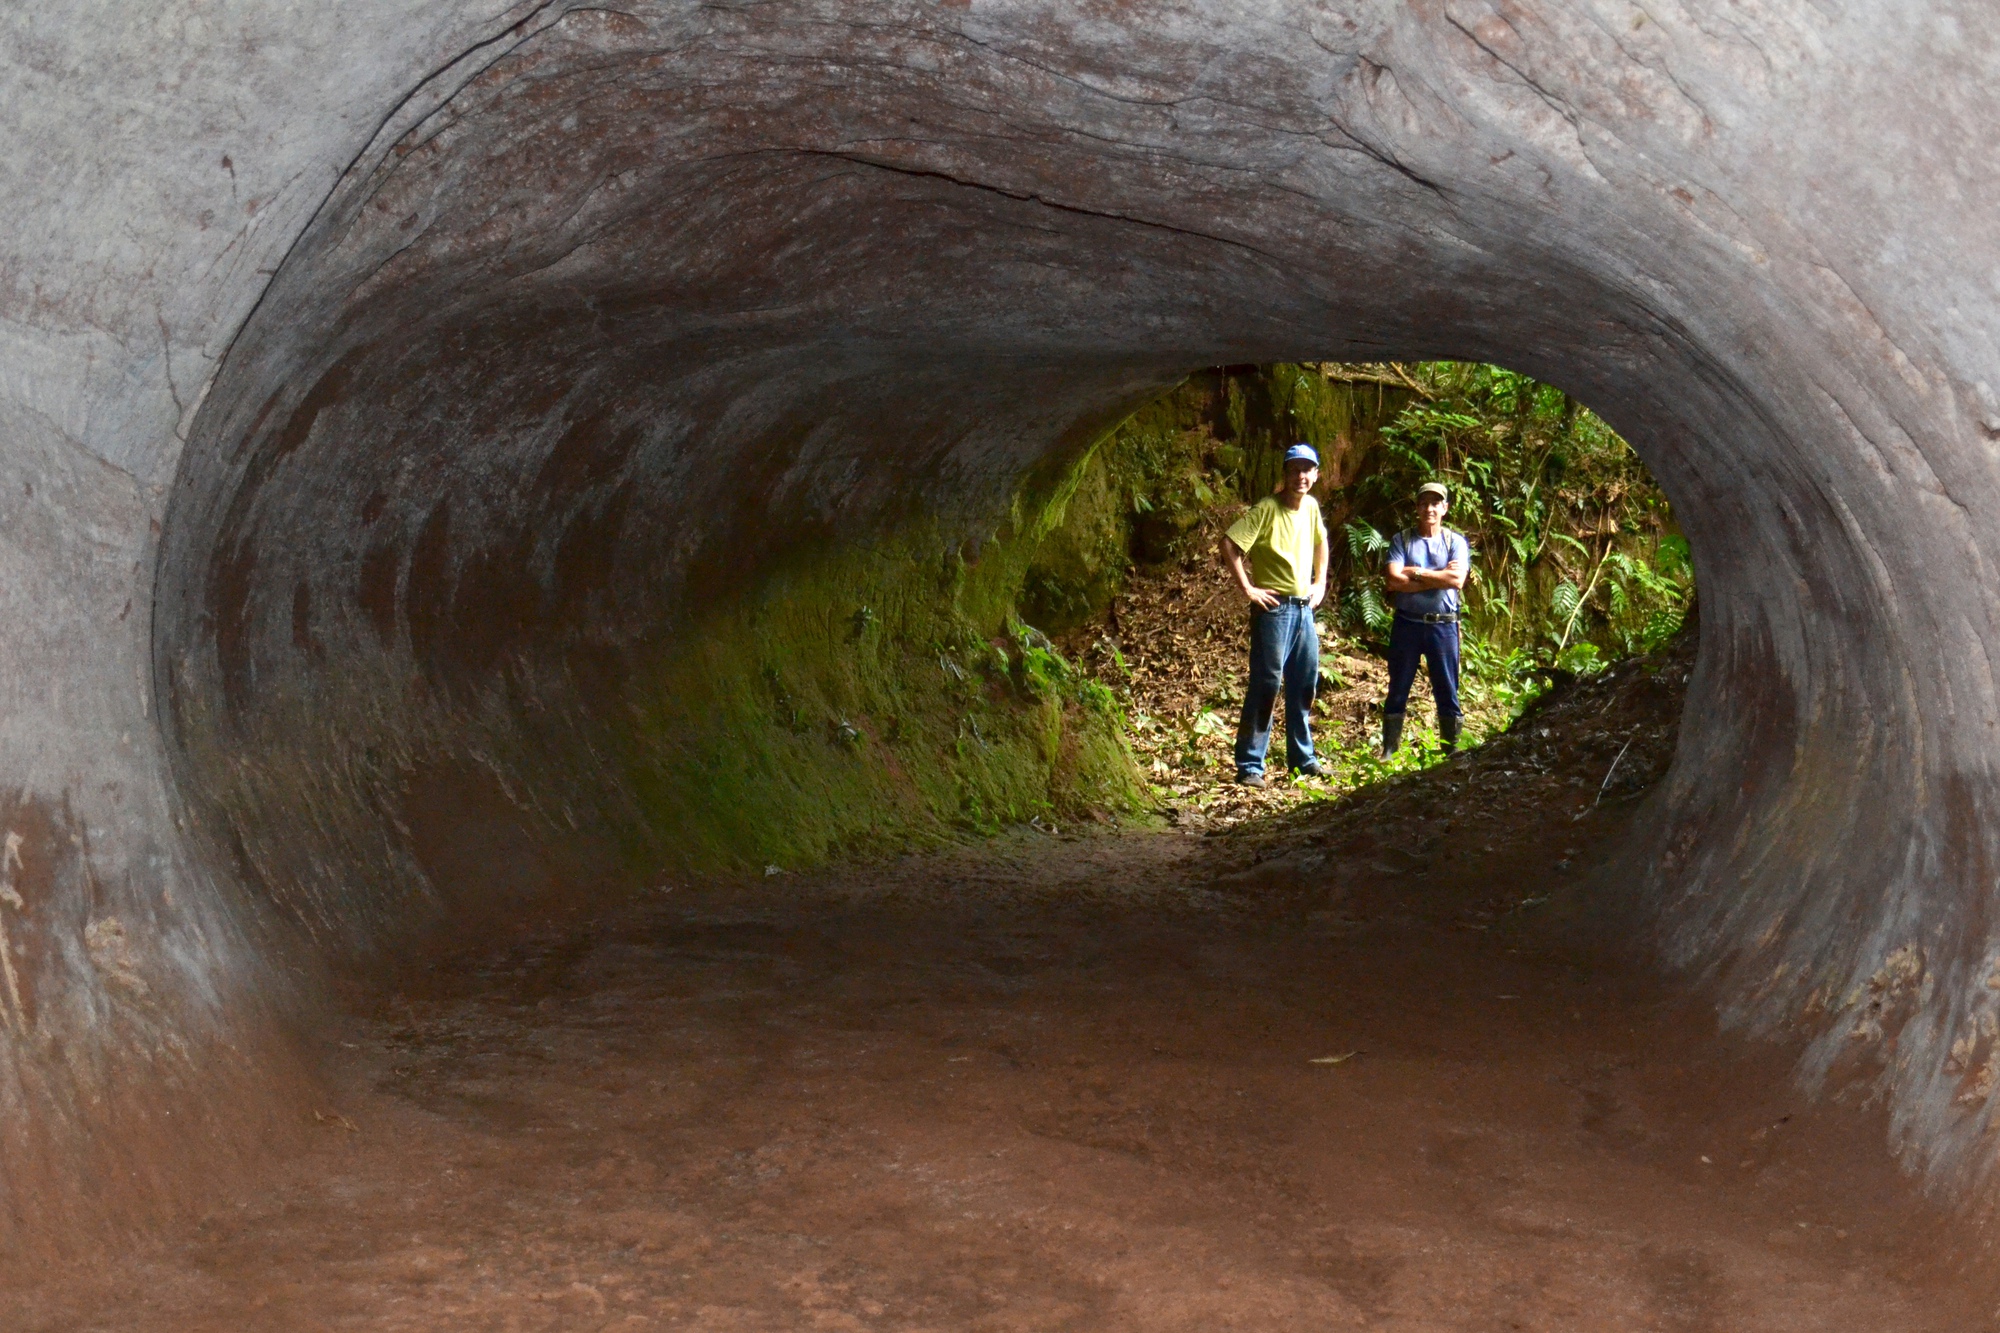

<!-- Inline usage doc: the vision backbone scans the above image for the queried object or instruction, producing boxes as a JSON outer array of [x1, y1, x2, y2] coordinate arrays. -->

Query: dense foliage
[[1030, 361, 1692, 679], [1323, 362, 1692, 675], [1016, 361, 1695, 812]]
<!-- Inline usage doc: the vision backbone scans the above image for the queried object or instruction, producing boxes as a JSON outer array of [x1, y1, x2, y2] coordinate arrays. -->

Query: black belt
[[1396, 612, 1459, 624]]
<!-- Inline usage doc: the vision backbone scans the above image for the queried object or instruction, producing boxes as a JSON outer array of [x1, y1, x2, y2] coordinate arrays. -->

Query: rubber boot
[[1382, 712, 1405, 757], [1439, 711, 1462, 752]]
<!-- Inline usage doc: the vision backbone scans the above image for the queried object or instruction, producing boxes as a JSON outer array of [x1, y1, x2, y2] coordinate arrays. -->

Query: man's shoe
[[1382, 712, 1406, 756], [1439, 712, 1462, 752], [1237, 771, 1267, 789], [1294, 762, 1326, 779]]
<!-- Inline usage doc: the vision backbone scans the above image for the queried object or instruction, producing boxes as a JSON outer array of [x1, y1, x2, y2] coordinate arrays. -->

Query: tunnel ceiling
[[3, 0, 2000, 1249]]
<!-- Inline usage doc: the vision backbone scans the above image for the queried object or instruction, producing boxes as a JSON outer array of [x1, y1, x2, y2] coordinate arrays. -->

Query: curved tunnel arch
[[5, 0, 1999, 1251], [158, 0, 1971, 1182]]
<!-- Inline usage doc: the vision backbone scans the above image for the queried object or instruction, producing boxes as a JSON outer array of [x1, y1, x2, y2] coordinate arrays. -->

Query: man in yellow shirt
[[1220, 443, 1329, 787]]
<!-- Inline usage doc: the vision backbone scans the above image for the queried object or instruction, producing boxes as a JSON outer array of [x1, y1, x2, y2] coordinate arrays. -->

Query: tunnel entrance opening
[[1022, 359, 1693, 834]]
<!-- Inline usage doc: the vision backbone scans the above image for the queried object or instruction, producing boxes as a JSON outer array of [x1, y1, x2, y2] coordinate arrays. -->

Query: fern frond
[[1551, 579, 1583, 625], [1344, 520, 1388, 559]]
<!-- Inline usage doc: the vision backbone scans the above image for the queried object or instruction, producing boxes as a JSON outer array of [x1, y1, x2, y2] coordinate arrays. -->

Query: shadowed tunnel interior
[[7, 0, 2000, 1279]]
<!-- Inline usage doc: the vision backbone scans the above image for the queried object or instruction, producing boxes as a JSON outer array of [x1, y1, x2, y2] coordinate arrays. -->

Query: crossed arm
[[1384, 556, 1467, 594]]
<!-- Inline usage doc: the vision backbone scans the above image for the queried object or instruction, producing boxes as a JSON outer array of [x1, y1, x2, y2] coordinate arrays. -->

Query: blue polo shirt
[[1386, 527, 1469, 618]]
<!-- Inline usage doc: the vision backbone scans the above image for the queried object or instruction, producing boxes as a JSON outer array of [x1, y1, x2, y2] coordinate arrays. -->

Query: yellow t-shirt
[[1226, 495, 1326, 598]]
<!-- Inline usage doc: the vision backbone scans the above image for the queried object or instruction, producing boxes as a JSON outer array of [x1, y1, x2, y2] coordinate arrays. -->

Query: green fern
[[1344, 520, 1388, 560], [1551, 579, 1583, 627], [1641, 604, 1687, 653], [1357, 586, 1393, 635]]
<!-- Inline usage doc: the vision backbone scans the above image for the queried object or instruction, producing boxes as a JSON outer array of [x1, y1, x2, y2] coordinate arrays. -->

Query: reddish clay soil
[[10, 657, 1997, 1331]]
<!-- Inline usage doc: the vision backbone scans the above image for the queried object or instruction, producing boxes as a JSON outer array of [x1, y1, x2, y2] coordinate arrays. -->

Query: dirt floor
[[9, 640, 1999, 1331]]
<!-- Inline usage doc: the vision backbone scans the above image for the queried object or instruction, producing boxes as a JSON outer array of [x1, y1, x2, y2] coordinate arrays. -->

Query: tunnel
[[5, 0, 2000, 1291]]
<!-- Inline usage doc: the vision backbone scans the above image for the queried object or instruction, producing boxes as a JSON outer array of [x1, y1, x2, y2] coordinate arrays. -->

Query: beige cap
[[1416, 480, 1449, 503]]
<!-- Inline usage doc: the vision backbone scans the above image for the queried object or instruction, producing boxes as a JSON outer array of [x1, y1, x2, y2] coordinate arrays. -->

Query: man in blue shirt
[[1382, 480, 1470, 755]]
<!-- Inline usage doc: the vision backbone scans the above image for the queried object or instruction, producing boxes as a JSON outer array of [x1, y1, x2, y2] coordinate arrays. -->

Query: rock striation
[[3, 0, 1999, 1245]]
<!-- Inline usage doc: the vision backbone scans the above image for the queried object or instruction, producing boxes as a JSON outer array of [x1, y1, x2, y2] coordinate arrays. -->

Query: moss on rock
[[1020, 365, 1415, 632], [622, 445, 1146, 876]]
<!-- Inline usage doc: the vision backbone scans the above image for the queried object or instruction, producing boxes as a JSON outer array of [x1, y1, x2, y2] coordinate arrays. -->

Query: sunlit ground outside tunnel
[[10, 366, 1995, 1331]]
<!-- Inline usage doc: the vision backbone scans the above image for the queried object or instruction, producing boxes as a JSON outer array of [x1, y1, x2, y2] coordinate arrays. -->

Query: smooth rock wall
[[3, 0, 1998, 1245]]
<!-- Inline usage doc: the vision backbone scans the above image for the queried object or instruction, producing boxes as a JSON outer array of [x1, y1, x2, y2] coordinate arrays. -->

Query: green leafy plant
[[1319, 361, 1689, 673], [1340, 585, 1394, 639], [1555, 641, 1605, 675], [1344, 520, 1387, 560]]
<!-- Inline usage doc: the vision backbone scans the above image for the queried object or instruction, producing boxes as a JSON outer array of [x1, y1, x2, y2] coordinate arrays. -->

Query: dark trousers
[[1384, 615, 1461, 722], [1235, 598, 1319, 776]]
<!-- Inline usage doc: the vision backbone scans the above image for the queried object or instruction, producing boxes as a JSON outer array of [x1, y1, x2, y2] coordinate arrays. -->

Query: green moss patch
[[623, 462, 1143, 876]]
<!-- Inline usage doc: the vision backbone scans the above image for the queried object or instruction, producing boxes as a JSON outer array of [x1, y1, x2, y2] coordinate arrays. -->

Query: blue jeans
[[1384, 615, 1461, 722], [1235, 598, 1319, 776]]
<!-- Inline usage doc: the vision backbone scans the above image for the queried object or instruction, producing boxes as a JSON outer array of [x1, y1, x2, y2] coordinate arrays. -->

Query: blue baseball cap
[[1283, 443, 1319, 467]]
